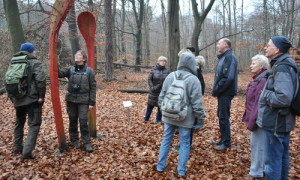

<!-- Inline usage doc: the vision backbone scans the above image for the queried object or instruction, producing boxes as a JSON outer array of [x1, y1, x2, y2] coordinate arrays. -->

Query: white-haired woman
[[144, 56, 170, 123], [242, 54, 270, 179], [195, 56, 206, 95]]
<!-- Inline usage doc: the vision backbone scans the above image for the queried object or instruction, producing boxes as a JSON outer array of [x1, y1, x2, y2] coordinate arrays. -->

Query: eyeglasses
[[75, 54, 83, 57]]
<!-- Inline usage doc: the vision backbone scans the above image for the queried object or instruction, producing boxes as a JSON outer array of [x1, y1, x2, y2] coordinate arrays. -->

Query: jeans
[[264, 130, 290, 180], [144, 104, 162, 122], [157, 123, 191, 175], [14, 102, 43, 156], [217, 96, 233, 147], [250, 127, 265, 178]]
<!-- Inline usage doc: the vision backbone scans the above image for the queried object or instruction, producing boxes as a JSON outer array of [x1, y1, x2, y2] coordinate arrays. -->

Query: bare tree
[[66, 5, 80, 56], [3, 0, 25, 53], [129, 0, 144, 72], [104, 0, 114, 81], [168, 0, 180, 72], [191, 0, 216, 55]]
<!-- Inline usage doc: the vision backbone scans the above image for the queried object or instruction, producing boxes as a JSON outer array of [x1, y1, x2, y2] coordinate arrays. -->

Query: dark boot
[[79, 118, 92, 152]]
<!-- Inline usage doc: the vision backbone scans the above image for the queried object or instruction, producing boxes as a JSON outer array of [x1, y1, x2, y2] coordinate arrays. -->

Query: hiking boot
[[84, 144, 93, 153]]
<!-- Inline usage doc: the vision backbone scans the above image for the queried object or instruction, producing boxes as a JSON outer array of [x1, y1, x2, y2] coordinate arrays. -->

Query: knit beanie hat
[[271, 36, 292, 54], [20, 42, 36, 53]]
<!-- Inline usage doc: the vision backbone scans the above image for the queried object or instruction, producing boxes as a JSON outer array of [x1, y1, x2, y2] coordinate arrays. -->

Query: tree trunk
[[3, 0, 25, 53], [104, 0, 114, 81], [130, 0, 144, 72], [144, 0, 151, 65], [191, 0, 215, 55], [66, 5, 80, 56], [120, 0, 127, 62], [168, 0, 180, 72]]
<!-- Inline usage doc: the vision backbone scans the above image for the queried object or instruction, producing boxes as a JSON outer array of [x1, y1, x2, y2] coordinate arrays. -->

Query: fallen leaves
[[0, 69, 299, 179]]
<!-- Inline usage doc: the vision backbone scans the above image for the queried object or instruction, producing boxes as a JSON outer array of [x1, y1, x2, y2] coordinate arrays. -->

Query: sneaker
[[84, 144, 93, 153], [172, 145, 180, 152], [214, 144, 231, 151]]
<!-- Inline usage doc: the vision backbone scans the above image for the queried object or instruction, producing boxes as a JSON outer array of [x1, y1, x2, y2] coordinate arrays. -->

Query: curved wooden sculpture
[[77, 12, 97, 137], [49, 0, 75, 153]]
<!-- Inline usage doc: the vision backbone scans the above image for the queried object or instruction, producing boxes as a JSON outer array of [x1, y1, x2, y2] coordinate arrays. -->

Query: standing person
[[195, 55, 206, 95], [9, 42, 46, 159], [59, 50, 96, 153], [257, 36, 297, 180], [156, 52, 206, 176], [242, 55, 270, 179], [144, 56, 169, 123], [212, 38, 238, 151], [172, 55, 206, 152]]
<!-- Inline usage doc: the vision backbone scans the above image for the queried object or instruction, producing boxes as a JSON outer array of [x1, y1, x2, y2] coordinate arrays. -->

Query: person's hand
[[192, 122, 204, 134], [38, 98, 44, 104], [89, 105, 94, 109]]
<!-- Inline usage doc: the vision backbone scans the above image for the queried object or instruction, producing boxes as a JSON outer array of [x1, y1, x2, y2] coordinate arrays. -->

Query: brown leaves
[[0, 70, 300, 179]]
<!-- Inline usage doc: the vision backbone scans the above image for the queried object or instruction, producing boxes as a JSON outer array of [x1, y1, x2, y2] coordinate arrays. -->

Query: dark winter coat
[[197, 67, 205, 95], [59, 64, 97, 106], [242, 70, 269, 131], [212, 49, 238, 97], [147, 63, 170, 106], [10, 51, 46, 107], [257, 53, 297, 133]]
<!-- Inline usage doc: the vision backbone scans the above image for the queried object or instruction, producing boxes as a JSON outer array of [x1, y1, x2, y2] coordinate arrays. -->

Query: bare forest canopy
[[0, 0, 299, 82]]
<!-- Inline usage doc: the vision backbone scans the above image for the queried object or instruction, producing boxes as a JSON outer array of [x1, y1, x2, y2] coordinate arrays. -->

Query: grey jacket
[[11, 51, 46, 107], [257, 53, 297, 133], [158, 52, 206, 128]]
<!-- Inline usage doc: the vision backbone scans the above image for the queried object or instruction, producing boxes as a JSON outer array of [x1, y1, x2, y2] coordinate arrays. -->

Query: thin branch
[[199, 29, 254, 51], [114, 26, 137, 37]]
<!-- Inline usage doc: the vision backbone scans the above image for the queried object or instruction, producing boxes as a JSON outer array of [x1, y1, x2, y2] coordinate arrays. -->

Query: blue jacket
[[257, 53, 297, 133], [212, 49, 238, 97]]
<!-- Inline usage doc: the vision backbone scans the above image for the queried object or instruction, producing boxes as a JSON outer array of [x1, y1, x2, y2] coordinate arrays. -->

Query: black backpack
[[273, 61, 300, 116]]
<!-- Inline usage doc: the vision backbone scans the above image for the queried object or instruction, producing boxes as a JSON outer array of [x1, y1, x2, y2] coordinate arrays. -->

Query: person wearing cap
[[10, 42, 46, 159], [144, 56, 169, 123], [211, 38, 238, 151], [257, 36, 297, 179]]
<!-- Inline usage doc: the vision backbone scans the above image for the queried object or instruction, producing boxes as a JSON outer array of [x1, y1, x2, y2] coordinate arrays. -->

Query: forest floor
[[0, 68, 300, 180]]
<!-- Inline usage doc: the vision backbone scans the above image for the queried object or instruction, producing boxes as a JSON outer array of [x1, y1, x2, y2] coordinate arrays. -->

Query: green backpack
[[5, 55, 31, 98]]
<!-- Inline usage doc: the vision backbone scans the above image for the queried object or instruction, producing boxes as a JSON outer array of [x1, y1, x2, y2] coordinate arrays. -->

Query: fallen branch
[[118, 89, 150, 93]]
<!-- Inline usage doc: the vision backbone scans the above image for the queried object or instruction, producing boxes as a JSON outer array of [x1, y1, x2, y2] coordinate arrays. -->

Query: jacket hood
[[177, 52, 197, 75], [14, 51, 37, 59]]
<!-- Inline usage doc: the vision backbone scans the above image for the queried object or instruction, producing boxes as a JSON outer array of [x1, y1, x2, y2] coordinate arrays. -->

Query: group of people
[[8, 35, 298, 179], [144, 37, 297, 179], [9, 43, 96, 159]]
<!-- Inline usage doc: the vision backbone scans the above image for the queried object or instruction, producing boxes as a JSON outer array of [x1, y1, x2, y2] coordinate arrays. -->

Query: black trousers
[[217, 96, 233, 147], [14, 102, 43, 155], [66, 102, 91, 145]]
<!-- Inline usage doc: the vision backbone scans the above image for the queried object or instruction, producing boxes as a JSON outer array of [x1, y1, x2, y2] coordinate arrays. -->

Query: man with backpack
[[6, 42, 46, 159], [156, 52, 206, 176], [257, 36, 298, 180]]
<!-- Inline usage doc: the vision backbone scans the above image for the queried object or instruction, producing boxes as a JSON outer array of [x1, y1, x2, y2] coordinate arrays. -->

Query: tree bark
[[104, 0, 114, 81], [66, 5, 80, 56], [168, 0, 180, 72], [3, 0, 25, 53], [190, 0, 215, 55], [130, 0, 144, 72]]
